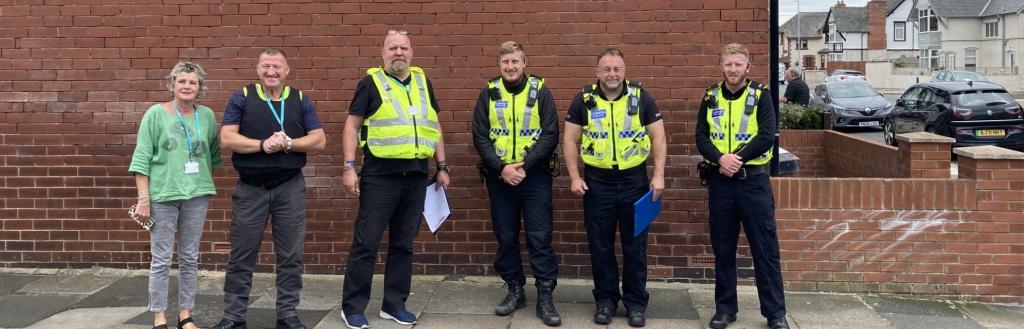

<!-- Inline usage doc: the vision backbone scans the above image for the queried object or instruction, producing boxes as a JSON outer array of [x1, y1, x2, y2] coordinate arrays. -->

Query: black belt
[[714, 164, 768, 180]]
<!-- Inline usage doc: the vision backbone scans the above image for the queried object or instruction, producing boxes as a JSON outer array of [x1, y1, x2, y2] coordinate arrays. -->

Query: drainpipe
[[1002, 15, 1007, 69]]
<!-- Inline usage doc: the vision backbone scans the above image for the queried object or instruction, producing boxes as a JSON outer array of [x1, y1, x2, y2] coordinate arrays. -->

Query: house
[[912, 0, 1024, 72], [819, 0, 890, 65], [780, 12, 828, 69], [885, 0, 920, 59]]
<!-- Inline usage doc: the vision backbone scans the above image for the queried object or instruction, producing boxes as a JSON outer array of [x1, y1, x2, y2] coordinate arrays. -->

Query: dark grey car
[[810, 80, 893, 129]]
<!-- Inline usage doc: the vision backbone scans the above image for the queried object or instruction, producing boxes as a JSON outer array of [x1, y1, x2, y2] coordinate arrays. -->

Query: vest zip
[[727, 93, 733, 154], [511, 95, 517, 161], [610, 102, 618, 163], [402, 81, 419, 149]]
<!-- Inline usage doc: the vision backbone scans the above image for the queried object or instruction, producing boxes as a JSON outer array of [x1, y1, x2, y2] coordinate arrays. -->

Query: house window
[[965, 48, 977, 68], [797, 39, 808, 50], [895, 22, 906, 41], [921, 49, 940, 69], [1007, 51, 1016, 69], [829, 53, 843, 62], [985, 21, 999, 38], [919, 9, 938, 32], [828, 22, 839, 43]]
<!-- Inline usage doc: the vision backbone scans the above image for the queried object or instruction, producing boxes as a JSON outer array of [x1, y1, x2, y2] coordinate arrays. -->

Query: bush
[[779, 103, 824, 129]]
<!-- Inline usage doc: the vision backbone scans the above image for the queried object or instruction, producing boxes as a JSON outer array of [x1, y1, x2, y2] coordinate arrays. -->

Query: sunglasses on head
[[387, 29, 408, 35]]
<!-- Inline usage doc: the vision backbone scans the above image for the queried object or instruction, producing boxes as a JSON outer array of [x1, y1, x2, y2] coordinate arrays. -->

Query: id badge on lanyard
[[174, 102, 202, 175]]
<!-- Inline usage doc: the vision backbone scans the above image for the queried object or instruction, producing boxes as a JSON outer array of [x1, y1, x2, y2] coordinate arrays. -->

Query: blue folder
[[633, 190, 661, 237]]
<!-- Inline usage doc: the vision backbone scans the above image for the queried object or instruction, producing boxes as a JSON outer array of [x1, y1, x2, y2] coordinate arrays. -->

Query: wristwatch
[[436, 162, 450, 173], [284, 137, 293, 153]]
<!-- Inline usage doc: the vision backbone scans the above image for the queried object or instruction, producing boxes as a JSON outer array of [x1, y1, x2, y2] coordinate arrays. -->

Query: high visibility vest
[[360, 67, 441, 159], [703, 81, 772, 165], [487, 75, 544, 164], [579, 81, 651, 170]]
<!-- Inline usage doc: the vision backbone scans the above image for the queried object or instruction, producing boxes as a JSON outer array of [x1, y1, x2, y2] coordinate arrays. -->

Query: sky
[[780, 0, 871, 25]]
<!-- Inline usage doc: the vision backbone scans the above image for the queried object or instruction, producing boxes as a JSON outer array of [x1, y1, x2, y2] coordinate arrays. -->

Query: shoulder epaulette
[[626, 80, 643, 89]]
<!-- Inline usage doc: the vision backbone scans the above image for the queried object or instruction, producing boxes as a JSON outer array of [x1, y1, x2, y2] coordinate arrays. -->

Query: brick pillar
[[955, 145, 1024, 211], [896, 132, 954, 178]]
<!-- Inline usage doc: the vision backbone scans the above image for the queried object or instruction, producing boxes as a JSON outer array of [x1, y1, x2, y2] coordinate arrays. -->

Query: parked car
[[810, 80, 892, 129], [882, 81, 1024, 151], [930, 70, 990, 83], [825, 69, 865, 82]]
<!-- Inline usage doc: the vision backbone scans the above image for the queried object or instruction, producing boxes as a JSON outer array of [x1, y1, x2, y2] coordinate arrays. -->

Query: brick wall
[[0, 1, 769, 279]]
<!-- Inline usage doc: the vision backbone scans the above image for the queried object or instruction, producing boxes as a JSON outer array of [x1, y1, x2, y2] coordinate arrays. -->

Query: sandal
[[177, 317, 198, 329]]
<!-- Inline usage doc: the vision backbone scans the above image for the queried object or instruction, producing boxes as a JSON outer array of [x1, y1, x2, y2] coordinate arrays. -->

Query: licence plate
[[858, 121, 879, 126], [975, 129, 1006, 137]]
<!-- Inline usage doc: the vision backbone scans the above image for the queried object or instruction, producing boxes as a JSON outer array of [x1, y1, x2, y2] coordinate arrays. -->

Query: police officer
[[472, 41, 561, 326], [214, 48, 327, 329], [339, 30, 451, 329], [563, 48, 666, 328], [695, 43, 789, 329]]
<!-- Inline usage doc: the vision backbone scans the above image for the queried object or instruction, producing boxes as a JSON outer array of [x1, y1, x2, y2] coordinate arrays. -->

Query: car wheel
[[883, 120, 897, 146]]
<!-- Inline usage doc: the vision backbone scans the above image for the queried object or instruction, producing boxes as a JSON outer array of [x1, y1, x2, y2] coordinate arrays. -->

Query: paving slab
[[523, 282, 596, 304], [881, 313, 986, 329], [787, 293, 894, 329], [696, 307, 800, 329], [689, 289, 765, 312], [646, 288, 700, 320], [607, 317, 703, 329], [422, 281, 506, 314], [862, 296, 965, 317], [0, 274, 42, 296], [16, 275, 120, 295], [404, 313, 510, 329], [0, 294, 83, 328], [194, 274, 276, 296], [195, 308, 328, 329], [510, 302, 598, 329], [313, 298, 429, 329], [73, 275, 168, 308], [25, 307, 146, 329], [956, 303, 1024, 329]]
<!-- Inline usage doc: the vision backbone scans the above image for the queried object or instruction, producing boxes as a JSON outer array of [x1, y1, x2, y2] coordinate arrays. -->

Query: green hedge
[[779, 103, 824, 129]]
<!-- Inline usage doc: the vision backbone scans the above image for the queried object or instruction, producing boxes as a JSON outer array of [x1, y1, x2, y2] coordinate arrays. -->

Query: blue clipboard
[[633, 190, 661, 237]]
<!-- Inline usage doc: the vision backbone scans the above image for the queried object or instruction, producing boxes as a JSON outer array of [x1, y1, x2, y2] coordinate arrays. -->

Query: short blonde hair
[[499, 41, 525, 59], [165, 61, 208, 96], [721, 43, 750, 60]]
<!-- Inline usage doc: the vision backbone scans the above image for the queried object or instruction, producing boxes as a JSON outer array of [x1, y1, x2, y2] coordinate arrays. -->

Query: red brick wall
[[824, 131, 900, 177], [0, 1, 769, 280], [779, 130, 826, 177]]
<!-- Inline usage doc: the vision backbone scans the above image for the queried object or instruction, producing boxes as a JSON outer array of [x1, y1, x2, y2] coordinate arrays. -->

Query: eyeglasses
[[387, 29, 408, 35]]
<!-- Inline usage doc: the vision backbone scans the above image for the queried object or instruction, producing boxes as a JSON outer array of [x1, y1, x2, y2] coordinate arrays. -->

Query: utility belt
[[698, 162, 768, 186]]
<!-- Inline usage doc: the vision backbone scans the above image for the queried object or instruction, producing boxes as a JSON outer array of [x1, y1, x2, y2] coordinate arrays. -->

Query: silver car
[[811, 80, 893, 129]]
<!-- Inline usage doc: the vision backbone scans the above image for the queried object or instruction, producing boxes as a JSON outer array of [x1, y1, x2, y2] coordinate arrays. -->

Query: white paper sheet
[[423, 183, 451, 233]]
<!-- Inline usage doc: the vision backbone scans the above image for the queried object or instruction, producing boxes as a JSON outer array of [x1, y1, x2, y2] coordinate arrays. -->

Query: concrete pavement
[[0, 268, 1021, 329]]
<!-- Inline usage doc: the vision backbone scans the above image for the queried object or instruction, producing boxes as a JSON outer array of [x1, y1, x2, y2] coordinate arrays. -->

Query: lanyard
[[172, 101, 201, 159], [264, 87, 286, 130], [387, 74, 411, 93]]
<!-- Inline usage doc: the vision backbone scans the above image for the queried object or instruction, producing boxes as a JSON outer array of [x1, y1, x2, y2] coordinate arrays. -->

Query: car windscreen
[[952, 90, 1015, 107], [952, 72, 988, 82], [829, 83, 877, 98]]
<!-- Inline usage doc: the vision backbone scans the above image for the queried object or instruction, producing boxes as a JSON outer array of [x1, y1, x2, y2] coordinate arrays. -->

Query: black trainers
[[708, 312, 736, 329], [627, 310, 645, 327], [768, 317, 790, 329], [276, 316, 305, 329], [210, 318, 246, 329]]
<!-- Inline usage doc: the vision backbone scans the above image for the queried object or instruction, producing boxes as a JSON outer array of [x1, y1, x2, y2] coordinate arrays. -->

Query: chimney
[[867, 0, 887, 49], [835, 0, 846, 8]]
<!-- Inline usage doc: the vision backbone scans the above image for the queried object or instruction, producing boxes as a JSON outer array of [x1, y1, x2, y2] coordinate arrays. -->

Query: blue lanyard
[[172, 101, 201, 159], [264, 87, 285, 130]]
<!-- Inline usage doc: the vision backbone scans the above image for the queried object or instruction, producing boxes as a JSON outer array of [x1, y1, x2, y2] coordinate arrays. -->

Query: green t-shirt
[[129, 103, 221, 203]]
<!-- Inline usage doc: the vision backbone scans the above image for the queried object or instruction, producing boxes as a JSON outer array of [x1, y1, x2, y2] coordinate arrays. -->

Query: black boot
[[535, 280, 561, 327], [494, 280, 527, 316]]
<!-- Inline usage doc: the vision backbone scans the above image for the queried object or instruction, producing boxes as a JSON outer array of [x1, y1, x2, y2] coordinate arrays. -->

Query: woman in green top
[[129, 61, 220, 329]]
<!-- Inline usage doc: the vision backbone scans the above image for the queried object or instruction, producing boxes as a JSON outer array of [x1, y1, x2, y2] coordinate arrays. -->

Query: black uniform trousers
[[583, 175, 650, 313], [341, 173, 427, 316], [707, 170, 787, 320], [484, 170, 558, 284]]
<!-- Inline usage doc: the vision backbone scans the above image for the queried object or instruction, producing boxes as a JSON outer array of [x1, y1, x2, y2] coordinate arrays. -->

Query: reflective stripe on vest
[[360, 67, 441, 159], [579, 82, 651, 170], [705, 81, 772, 165], [488, 76, 544, 163]]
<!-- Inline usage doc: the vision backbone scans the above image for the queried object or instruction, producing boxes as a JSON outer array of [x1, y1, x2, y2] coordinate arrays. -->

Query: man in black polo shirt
[[781, 68, 809, 106], [213, 48, 326, 329], [338, 30, 451, 329]]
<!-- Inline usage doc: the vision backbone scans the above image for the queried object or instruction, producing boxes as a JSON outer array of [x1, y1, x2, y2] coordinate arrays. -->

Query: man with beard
[[213, 48, 327, 329], [695, 43, 788, 329], [562, 48, 666, 328], [472, 41, 561, 326], [338, 30, 450, 329]]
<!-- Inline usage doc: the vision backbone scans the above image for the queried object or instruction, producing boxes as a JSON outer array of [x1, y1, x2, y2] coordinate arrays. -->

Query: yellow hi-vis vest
[[704, 81, 772, 165], [487, 76, 544, 164], [360, 66, 441, 159], [579, 81, 651, 170]]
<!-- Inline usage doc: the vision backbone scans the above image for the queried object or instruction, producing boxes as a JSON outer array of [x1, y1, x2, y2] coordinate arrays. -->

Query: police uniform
[[472, 74, 559, 288], [566, 80, 661, 314], [694, 79, 787, 322], [341, 66, 442, 317], [221, 83, 322, 323]]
